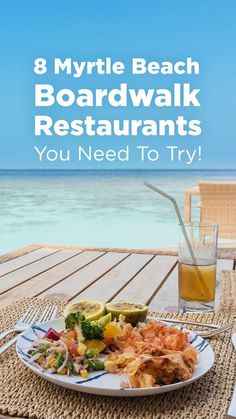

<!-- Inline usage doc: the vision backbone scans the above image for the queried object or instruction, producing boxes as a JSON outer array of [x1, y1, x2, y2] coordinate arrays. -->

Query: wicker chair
[[198, 181, 236, 239]]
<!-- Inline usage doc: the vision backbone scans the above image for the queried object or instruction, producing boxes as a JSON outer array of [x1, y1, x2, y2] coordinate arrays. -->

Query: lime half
[[105, 301, 148, 325], [63, 300, 105, 320]]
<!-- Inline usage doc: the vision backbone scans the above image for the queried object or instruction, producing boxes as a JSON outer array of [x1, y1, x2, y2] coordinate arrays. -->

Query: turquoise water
[[0, 170, 235, 255]]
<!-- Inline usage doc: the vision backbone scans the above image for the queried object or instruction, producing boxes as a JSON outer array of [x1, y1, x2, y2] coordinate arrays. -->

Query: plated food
[[16, 299, 214, 396], [25, 300, 198, 388]]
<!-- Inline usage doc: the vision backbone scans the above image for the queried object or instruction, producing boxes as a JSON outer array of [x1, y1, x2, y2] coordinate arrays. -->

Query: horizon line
[[0, 168, 235, 172]]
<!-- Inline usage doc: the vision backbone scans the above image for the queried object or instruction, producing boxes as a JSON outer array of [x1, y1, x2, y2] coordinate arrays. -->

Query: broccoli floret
[[65, 312, 85, 329], [81, 320, 104, 340], [64, 312, 86, 343], [64, 311, 105, 342], [64, 312, 77, 330]]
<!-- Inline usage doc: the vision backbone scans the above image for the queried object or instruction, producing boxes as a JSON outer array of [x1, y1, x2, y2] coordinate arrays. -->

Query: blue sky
[[0, 0, 236, 169]]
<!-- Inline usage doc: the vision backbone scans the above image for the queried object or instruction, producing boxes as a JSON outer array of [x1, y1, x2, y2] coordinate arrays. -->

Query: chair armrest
[[184, 188, 200, 222]]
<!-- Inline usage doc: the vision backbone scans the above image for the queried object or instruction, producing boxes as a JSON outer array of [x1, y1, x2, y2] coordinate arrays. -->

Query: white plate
[[16, 317, 214, 397]]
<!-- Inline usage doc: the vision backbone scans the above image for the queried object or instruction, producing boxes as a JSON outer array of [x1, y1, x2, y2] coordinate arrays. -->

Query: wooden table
[[0, 244, 235, 312], [0, 244, 236, 419]]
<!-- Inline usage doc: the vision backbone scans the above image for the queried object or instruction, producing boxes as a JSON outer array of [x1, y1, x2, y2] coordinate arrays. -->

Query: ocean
[[0, 170, 235, 255]]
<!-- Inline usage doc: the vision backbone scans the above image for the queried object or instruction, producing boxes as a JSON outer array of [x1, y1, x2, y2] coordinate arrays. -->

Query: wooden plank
[[0, 249, 82, 295], [41, 252, 129, 300], [148, 266, 178, 312], [0, 248, 59, 277], [0, 244, 41, 264], [74, 253, 154, 302], [148, 258, 231, 312], [110, 255, 177, 305], [0, 251, 104, 306]]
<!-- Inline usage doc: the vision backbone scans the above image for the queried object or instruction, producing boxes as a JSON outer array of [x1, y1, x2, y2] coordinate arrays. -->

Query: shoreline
[[0, 168, 236, 173]]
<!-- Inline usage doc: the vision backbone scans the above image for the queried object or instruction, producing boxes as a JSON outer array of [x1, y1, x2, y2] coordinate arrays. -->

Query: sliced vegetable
[[96, 313, 112, 327], [27, 346, 47, 356], [66, 359, 75, 373], [37, 355, 45, 365], [85, 348, 100, 358], [44, 328, 60, 341], [103, 323, 122, 339], [64, 329, 77, 340], [65, 312, 85, 342], [60, 336, 78, 356], [28, 349, 37, 356], [78, 343, 87, 356], [54, 353, 64, 369], [84, 358, 104, 371], [84, 339, 106, 353], [38, 346, 47, 353], [48, 357, 56, 367]]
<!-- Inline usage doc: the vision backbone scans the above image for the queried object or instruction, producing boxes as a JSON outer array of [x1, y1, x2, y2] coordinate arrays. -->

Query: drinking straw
[[144, 182, 197, 263], [144, 182, 212, 300]]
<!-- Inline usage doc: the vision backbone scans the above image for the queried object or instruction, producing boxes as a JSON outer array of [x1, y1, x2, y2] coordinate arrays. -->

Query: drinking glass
[[178, 223, 218, 312]]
